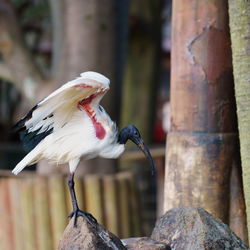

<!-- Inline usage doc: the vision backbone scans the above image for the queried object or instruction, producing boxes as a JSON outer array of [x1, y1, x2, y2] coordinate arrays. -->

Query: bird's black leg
[[68, 173, 97, 227]]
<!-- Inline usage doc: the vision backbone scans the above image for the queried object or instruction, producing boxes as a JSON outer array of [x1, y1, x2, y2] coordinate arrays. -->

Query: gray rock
[[151, 207, 249, 250], [122, 237, 171, 250], [58, 218, 126, 250]]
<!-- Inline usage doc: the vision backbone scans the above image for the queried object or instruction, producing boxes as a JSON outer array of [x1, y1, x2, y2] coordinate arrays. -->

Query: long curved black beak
[[130, 137, 156, 176]]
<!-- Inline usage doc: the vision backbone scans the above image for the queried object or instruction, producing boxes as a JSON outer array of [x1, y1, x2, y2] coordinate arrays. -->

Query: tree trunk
[[228, 0, 250, 241], [38, 0, 119, 174], [57, 0, 117, 118], [164, 0, 238, 225]]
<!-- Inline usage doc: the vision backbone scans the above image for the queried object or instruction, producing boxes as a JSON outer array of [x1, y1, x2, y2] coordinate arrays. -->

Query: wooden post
[[20, 178, 36, 250], [127, 173, 142, 236], [84, 175, 104, 224], [103, 175, 119, 235], [0, 178, 13, 250], [164, 0, 237, 224], [33, 176, 53, 250], [48, 175, 67, 249], [117, 173, 131, 238], [8, 178, 24, 250]]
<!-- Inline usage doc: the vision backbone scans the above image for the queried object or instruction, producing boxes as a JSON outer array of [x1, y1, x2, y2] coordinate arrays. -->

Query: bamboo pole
[[0, 172, 143, 248], [164, 0, 237, 224], [84, 175, 104, 224], [127, 173, 141, 236], [0, 178, 13, 250], [20, 178, 36, 250], [48, 175, 67, 249], [74, 177, 85, 210], [8, 178, 24, 250], [117, 173, 131, 238], [33, 176, 53, 250], [120, 146, 165, 161], [103, 175, 119, 235]]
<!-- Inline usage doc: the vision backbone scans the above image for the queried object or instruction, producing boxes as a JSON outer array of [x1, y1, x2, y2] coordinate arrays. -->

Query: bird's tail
[[12, 147, 41, 175]]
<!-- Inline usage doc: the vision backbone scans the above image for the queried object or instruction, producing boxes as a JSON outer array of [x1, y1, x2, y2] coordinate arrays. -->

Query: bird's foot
[[68, 209, 97, 227]]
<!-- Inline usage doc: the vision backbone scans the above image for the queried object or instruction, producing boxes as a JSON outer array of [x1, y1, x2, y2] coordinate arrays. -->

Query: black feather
[[11, 104, 54, 152], [11, 104, 38, 132], [19, 126, 53, 152]]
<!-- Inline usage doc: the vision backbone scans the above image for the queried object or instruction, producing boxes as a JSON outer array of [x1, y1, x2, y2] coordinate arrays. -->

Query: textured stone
[[58, 218, 126, 250], [151, 207, 248, 250], [122, 237, 171, 250]]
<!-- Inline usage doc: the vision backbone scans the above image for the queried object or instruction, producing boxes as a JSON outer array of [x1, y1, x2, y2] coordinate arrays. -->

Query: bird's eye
[[134, 131, 139, 136]]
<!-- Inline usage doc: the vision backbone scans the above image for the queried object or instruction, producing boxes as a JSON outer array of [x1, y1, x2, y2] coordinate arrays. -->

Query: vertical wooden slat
[[48, 175, 67, 249], [74, 177, 85, 211], [20, 177, 36, 250], [127, 173, 141, 237], [0, 172, 142, 249], [8, 178, 24, 250], [84, 175, 104, 224], [34, 176, 53, 250], [0, 177, 14, 250], [103, 175, 119, 235], [117, 173, 131, 238]]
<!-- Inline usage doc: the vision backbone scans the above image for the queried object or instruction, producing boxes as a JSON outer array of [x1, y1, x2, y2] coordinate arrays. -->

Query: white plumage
[[12, 71, 124, 175], [12, 71, 155, 227]]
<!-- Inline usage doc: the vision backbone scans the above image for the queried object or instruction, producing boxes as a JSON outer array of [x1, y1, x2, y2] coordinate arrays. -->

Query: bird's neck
[[78, 101, 106, 140], [99, 141, 125, 159]]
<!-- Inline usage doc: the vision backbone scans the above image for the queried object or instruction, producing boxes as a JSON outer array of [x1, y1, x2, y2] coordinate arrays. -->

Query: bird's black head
[[118, 125, 141, 144], [118, 125, 156, 176]]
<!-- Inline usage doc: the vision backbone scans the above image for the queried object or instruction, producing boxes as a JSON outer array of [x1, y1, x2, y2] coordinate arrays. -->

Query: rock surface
[[122, 237, 171, 250], [58, 207, 249, 249], [58, 218, 126, 250], [151, 207, 249, 250]]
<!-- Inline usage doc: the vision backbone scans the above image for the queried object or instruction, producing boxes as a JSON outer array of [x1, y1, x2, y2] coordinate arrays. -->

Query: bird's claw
[[68, 209, 97, 227]]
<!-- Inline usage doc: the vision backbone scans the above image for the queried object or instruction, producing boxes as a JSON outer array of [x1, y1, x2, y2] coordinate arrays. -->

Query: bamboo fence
[[0, 172, 141, 250]]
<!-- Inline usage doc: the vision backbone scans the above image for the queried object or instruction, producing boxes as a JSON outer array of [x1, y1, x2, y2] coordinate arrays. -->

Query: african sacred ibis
[[12, 71, 155, 226]]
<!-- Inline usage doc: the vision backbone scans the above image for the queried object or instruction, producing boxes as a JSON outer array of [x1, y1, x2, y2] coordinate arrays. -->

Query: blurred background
[[2, 1, 249, 249], [0, 0, 171, 249]]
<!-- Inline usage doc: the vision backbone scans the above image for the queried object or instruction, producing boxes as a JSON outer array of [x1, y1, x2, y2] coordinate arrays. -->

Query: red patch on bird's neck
[[78, 95, 106, 140]]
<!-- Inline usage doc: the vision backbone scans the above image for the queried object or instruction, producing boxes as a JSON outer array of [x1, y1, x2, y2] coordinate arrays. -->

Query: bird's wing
[[12, 72, 110, 151]]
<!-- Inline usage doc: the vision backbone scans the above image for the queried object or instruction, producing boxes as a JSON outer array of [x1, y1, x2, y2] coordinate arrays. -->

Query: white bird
[[12, 71, 155, 226]]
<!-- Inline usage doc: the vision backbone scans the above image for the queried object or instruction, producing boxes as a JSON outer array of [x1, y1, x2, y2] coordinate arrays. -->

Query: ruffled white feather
[[12, 72, 123, 175]]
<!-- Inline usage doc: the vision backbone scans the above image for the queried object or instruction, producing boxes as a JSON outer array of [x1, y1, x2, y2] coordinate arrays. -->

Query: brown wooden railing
[[0, 171, 141, 250]]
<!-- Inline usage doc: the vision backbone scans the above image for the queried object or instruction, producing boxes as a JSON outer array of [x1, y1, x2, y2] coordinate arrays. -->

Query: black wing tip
[[20, 127, 53, 152], [11, 120, 25, 133], [10, 104, 38, 133]]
